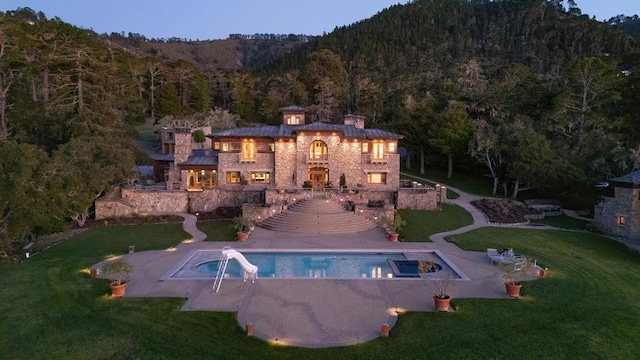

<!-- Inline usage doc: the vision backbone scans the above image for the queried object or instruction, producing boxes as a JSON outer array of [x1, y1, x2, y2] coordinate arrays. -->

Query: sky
[[3, 0, 640, 41]]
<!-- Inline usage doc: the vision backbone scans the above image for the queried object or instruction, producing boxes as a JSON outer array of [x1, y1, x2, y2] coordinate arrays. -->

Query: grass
[[198, 219, 236, 241], [530, 215, 591, 231], [2, 224, 640, 359], [399, 204, 474, 241], [402, 166, 495, 197]]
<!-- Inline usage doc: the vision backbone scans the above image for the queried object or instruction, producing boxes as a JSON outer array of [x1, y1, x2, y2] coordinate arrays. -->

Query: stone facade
[[594, 186, 640, 240], [95, 107, 445, 220]]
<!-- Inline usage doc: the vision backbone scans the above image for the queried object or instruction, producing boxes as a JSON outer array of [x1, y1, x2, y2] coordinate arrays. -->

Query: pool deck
[[96, 224, 532, 348]]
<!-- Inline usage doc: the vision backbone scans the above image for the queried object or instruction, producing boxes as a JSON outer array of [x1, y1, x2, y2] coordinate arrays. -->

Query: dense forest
[[1, 0, 640, 259]]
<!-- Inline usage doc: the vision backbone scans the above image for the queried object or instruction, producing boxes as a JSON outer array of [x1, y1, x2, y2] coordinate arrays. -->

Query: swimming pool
[[165, 249, 467, 280]]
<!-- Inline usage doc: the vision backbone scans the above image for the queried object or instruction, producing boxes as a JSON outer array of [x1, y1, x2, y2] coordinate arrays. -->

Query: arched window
[[309, 140, 328, 161]]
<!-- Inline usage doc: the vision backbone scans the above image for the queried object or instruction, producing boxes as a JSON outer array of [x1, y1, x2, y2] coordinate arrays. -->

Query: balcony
[[370, 154, 387, 164], [307, 153, 329, 164]]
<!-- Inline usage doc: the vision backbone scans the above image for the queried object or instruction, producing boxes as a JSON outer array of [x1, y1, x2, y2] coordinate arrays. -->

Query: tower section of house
[[594, 171, 640, 241]]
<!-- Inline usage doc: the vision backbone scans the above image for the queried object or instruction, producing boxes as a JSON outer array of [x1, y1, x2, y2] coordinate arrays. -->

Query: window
[[269, 142, 275, 152], [372, 141, 385, 161], [251, 172, 270, 184], [226, 171, 241, 184], [367, 172, 387, 184], [241, 139, 256, 161], [221, 142, 229, 151], [309, 140, 328, 161], [617, 216, 626, 226], [214, 141, 220, 150], [388, 142, 396, 153], [362, 142, 369, 153], [287, 116, 300, 125]]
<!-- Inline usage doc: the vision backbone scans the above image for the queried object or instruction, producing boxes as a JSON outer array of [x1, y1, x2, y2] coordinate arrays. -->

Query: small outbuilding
[[594, 170, 640, 241]]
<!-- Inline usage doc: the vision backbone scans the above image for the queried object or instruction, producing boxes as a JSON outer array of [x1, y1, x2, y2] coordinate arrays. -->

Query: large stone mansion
[[95, 106, 444, 221]]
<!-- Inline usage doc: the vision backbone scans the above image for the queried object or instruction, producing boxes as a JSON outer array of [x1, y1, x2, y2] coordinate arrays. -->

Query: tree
[[429, 102, 473, 179]]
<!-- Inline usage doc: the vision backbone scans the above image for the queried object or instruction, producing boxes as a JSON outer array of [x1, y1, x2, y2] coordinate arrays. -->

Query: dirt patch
[[471, 198, 541, 224]]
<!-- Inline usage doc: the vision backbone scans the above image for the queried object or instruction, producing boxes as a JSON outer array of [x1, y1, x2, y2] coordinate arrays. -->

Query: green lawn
[[399, 204, 474, 241], [198, 219, 236, 241], [402, 166, 495, 197], [530, 215, 591, 231], [2, 224, 639, 359]]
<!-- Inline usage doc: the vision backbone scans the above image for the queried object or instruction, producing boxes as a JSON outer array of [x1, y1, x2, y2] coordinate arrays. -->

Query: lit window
[[221, 142, 229, 151], [367, 172, 387, 184], [241, 139, 256, 161], [362, 142, 369, 153], [226, 171, 241, 184], [214, 141, 220, 150], [372, 141, 385, 161], [251, 172, 270, 184], [309, 140, 328, 161], [287, 116, 300, 125], [389, 142, 396, 153], [617, 216, 626, 226], [269, 142, 275, 152]]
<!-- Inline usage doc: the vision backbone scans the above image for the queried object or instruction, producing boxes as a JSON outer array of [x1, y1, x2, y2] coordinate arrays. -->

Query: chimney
[[344, 114, 365, 129]]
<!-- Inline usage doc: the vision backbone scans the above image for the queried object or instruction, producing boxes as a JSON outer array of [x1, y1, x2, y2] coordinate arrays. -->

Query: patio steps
[[258, 198, 376, 234]]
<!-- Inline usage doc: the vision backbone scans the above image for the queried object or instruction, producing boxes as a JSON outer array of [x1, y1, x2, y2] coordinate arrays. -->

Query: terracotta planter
[[237, 231, 248, 241], [433, 295, 451, 312], [388, 233, 399, 242], [538, 269, 546, 278], [505, 282, 522, 298], [110, 281, 127, 297]]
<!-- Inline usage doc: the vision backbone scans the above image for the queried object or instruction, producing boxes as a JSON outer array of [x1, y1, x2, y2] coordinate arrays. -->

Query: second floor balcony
[[307, 153, 329, 164]]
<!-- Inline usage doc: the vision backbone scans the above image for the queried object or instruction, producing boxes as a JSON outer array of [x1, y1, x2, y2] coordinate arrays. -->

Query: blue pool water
[[195, 252, 423, 279]]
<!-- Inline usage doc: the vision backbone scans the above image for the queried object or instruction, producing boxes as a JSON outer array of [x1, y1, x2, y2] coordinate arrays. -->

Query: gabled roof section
[[211, 125, 283, 138], [279, 105, 307, 112], [610, 170, 640, 188], [179, 153, 218, 166]]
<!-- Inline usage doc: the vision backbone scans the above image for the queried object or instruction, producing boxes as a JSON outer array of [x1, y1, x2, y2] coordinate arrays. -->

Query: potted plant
[[499, 259, 530, 298], [421, 268, 455, 312], [231, 216, 253, 241], [101, 258, 134, 297], [382, 212, 406, 242]]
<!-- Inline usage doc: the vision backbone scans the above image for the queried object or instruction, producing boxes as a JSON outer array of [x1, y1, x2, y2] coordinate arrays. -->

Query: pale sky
[[2, 0, 639, 41]]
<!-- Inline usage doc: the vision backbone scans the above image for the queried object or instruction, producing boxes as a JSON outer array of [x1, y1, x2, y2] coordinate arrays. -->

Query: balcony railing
[[370, 154, 387, 164], [307, 153, 329, 164]]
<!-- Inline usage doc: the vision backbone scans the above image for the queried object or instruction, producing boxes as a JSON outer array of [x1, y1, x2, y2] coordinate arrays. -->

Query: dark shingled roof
[[179, 154, 218, 166], [279, 105, 306, 112], [150, 153, 174, 162], [210, 122, 402, 140], [610, 170, 640, 185]]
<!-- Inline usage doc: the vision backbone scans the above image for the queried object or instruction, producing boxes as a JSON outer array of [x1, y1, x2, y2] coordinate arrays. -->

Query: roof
[[179, 153, 218, 166], [610, 170, 640, 188], [279, 105, 306, 112], [150, 153, 174, 162], [210, 122, 402, 140]]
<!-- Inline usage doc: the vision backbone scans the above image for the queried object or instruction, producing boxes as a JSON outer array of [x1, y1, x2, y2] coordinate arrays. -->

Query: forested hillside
[[1, 1, 640, 259]]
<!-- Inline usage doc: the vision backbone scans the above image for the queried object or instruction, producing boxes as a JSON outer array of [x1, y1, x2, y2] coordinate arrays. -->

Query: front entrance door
[[308, 167, 328, 189]]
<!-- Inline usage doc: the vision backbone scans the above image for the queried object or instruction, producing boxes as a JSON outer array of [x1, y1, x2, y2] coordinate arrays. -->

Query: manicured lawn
[[402, 166, 495, 197], [2, 224, 639, 359], [198, 219, 236, 241], [530, 215, 591, 231], [399, 204, 474, 241]]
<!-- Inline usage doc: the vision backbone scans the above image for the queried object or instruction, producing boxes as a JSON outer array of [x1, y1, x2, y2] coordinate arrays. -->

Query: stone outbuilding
[[594, 170, 640, 241]]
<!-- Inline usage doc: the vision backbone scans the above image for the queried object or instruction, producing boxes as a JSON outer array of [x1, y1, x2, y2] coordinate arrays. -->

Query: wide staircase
[[258, 198, 377, 235]]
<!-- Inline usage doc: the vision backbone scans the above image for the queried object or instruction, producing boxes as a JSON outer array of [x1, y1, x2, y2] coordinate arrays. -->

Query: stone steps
[[258, 198, 376, 234]]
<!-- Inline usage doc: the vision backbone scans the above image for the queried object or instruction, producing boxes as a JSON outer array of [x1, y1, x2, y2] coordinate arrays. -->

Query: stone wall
[[594, 187, 640, 240], [396, 188, 440, 210], [188, 189, 263, 213], [274, 140, 297, 188], [95, 198, 136, 220], [217, 152, 276, 188]]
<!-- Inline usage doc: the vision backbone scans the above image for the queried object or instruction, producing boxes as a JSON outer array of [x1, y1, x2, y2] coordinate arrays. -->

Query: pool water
[[196, 252, 407, 279]]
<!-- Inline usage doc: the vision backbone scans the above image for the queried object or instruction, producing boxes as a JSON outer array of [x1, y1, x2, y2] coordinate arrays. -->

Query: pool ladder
[[212, 247, 231, 292]]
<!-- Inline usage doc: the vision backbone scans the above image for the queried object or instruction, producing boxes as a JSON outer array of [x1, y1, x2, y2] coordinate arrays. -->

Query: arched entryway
[[308, 167, 329, 189]]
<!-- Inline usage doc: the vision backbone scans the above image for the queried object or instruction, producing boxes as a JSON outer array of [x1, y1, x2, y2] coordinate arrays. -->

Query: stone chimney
[[344, 114, 365, 129]]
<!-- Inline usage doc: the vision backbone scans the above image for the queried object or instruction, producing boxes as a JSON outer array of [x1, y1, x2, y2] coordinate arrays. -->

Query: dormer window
[[287, 116, 301, 125]]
